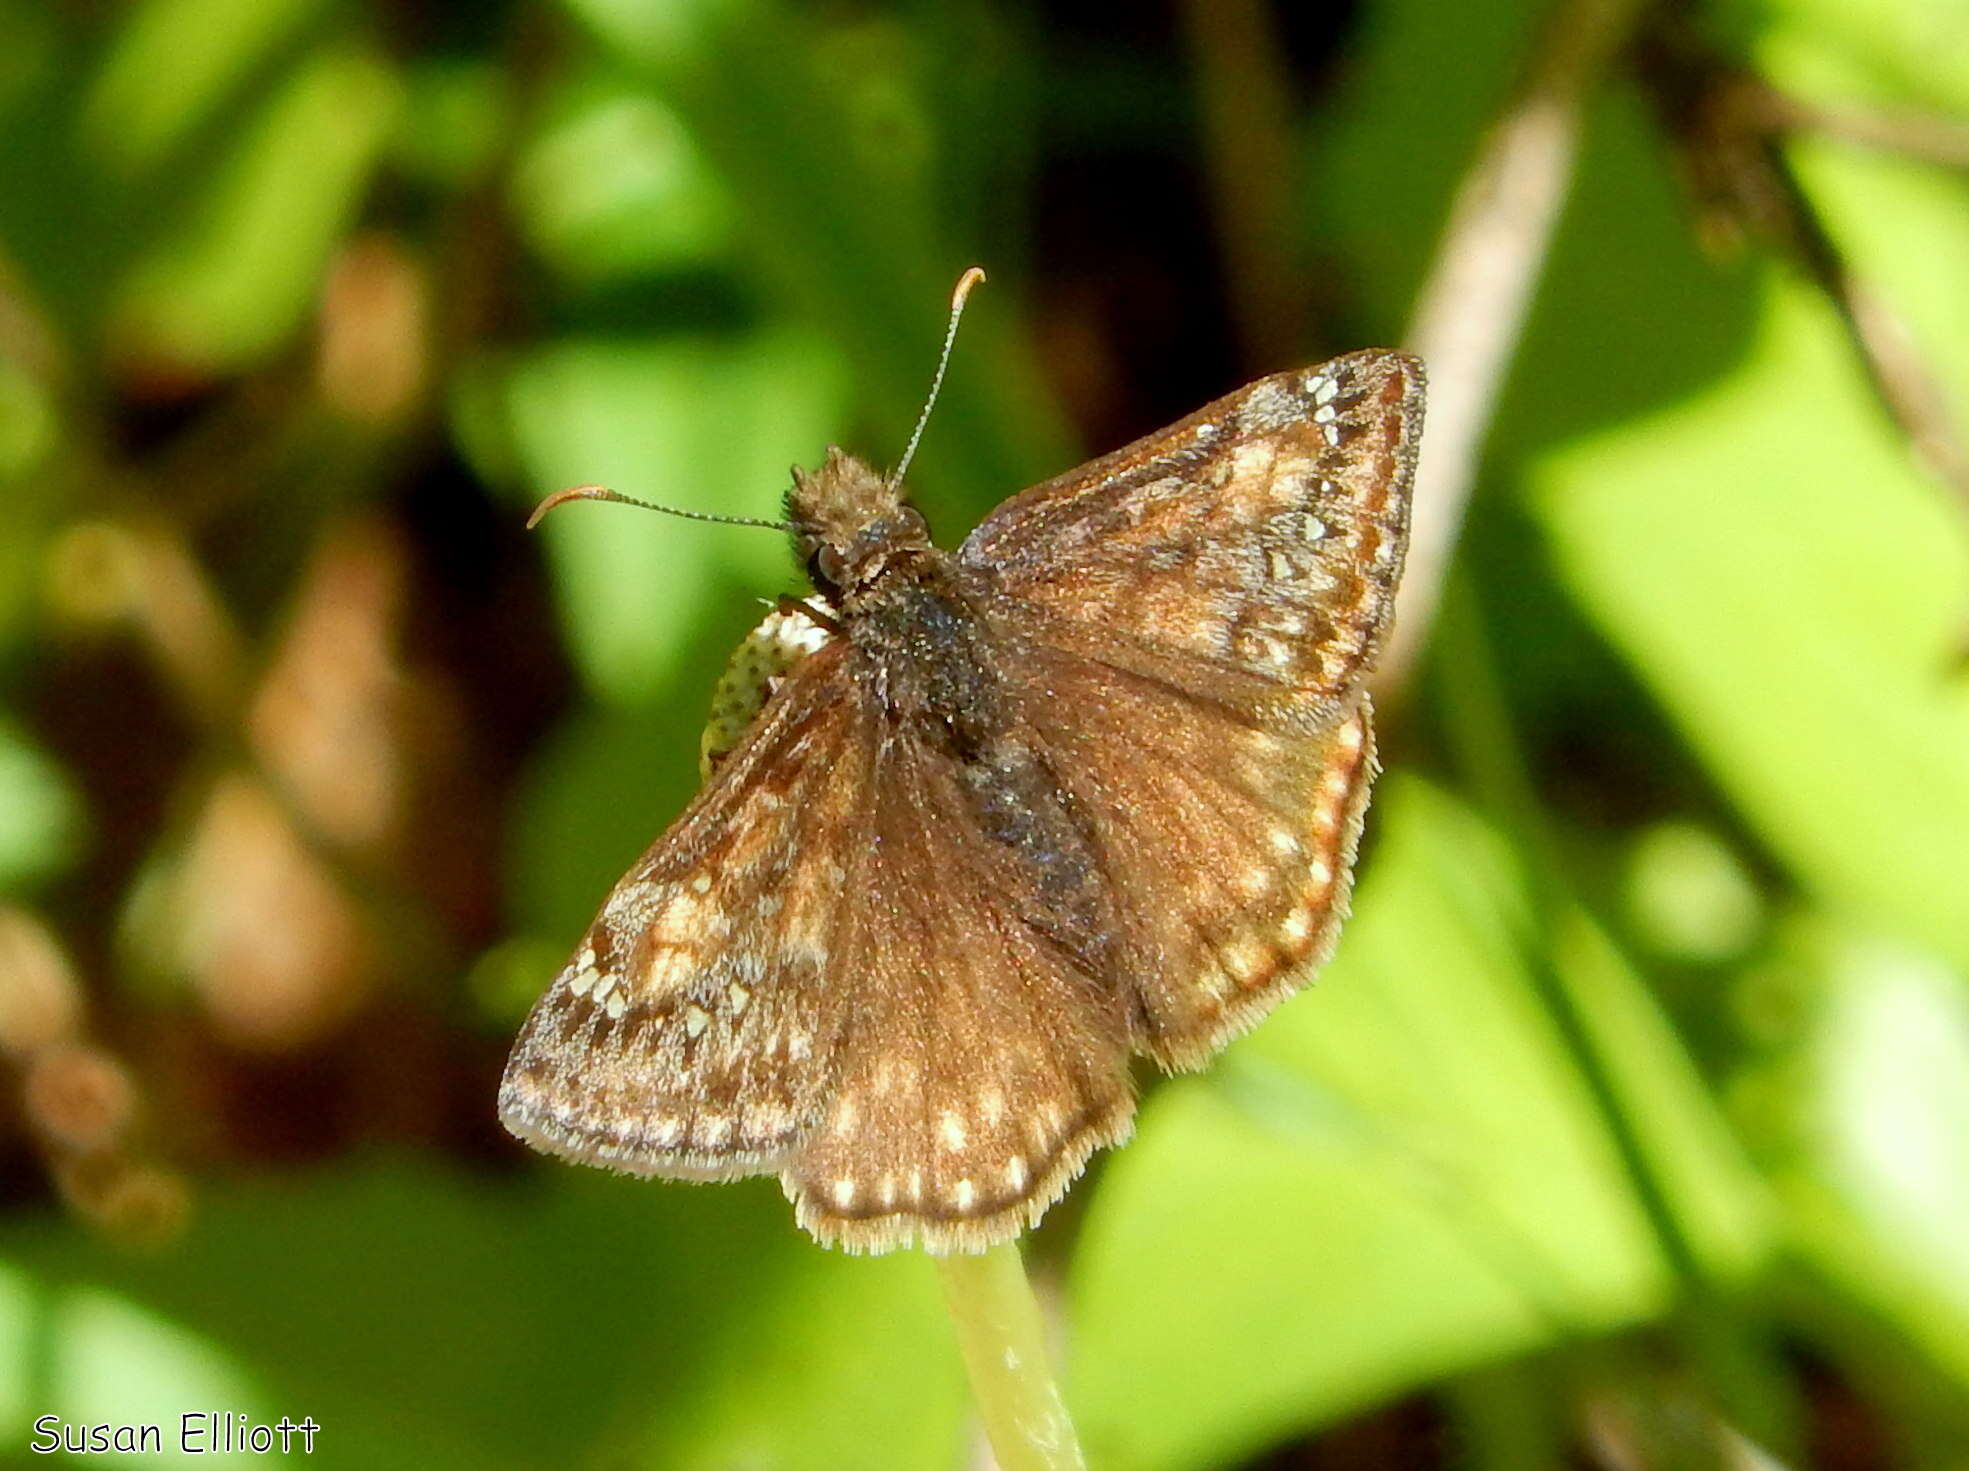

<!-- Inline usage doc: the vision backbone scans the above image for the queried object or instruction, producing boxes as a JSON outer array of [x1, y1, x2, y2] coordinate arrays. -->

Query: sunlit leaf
[[1757, 924, 1969, 1395], [1532, 276, 1969, 973], [1070, 780, 1771, 1471], [112, 43, 398, 373], [79, 0, 326, 177], [0, 722, 84, 893], [512, 75, 734, 282]]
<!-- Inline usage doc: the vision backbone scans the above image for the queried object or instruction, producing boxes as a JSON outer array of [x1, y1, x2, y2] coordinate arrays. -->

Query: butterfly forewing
[[499, 650, 871, 1179], [960, 350, 1422, 721]]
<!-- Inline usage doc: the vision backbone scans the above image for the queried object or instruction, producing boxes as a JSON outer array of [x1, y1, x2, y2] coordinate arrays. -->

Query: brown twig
[[1754, 91, 1969, 174], [1374, 0, 1656, 701], [1635, 19, 1969, 546]]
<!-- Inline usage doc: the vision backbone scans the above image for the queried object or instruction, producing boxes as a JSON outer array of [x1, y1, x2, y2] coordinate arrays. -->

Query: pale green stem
[[934, 1243, 1086, 1471]]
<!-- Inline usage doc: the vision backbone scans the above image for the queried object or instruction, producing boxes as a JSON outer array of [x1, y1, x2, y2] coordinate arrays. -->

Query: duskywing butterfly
[[500, 324, 1425, 1254]]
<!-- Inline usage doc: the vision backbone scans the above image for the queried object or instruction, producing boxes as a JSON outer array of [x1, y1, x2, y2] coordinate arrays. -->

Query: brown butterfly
[[500, 348, 1425, 1253]]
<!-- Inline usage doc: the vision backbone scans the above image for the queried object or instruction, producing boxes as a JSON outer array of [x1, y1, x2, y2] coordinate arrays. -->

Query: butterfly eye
[[807, 544, 848, 593]]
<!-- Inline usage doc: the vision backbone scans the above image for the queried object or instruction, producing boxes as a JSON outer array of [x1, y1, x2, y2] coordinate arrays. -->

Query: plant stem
[[934, 1243, 1085, 1471]]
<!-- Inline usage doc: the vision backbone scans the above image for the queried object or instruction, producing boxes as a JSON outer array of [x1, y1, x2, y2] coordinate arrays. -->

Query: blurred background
[[1, 0, 1966, 1466]]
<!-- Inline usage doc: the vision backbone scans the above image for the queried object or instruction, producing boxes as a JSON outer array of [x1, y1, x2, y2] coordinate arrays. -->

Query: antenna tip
[[525, 484, 612, 530], [952, 266, 987, 310]]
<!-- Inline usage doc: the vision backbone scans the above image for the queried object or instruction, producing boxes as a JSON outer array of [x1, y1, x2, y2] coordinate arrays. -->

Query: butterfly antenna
[[525, 484, 795, 534], [892, 266, 987, 485]]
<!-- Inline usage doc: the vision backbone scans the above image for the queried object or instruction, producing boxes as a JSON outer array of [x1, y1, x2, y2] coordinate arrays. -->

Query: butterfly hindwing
[[1006, 641, 1378, 1068], [782, 732, 1137, 1253]]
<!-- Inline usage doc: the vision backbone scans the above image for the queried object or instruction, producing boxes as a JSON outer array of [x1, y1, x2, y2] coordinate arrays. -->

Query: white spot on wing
[[1283, 904, 1315, 944], [1225, 936, 1271, 984], [832, 1097, 859, 1137], [1198, 960, 1234, 1001], [1239, 380, 1296, 430]]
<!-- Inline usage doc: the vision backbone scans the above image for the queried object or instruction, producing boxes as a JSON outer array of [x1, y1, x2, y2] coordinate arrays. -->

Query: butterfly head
[[788, 447, 933, 600]]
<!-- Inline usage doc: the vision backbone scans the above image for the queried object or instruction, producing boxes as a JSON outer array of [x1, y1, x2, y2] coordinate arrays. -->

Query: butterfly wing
[[502, 632, 1137, 1253], [959, 350, 1423, 722], [499, 645, 874, 1181], [958, 350, 1421, 1067], [1005, 640, 1378, 1068], [781, 731, 1136, 1253]]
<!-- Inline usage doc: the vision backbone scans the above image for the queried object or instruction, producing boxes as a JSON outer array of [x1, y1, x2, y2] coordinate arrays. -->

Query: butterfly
[[500, 348, 1425, 1253]]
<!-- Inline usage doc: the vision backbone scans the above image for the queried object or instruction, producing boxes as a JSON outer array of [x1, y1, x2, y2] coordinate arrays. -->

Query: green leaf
[[0, 1160, 965, 1469], [1311, 0, 1548, 336], [112, 42, 398, 373], [0, 721, 85, 894], [557, 0, 1073, 525], [1747, 0, 1969, 113], [511, 74, 735, 283], [1763, 925, 1969, 1395], [1531, 274, 1969, 973], [78, 0, 326, 179], [507, 704, 710, 941], [1069, 780, 1770, 1471]]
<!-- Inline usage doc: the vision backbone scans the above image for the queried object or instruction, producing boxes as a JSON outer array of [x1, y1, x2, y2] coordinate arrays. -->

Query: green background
[[1, 0, 1966, 1466]]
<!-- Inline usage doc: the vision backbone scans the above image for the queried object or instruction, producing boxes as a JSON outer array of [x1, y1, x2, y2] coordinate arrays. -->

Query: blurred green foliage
[[0, 0, 1966, 1467]]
